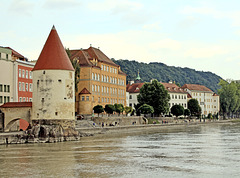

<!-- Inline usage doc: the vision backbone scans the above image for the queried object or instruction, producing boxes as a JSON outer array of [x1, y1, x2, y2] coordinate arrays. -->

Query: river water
[[1, 123, 240, 178]]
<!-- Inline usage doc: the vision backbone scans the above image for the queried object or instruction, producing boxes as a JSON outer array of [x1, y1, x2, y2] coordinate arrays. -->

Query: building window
[[26, 83, 28, 91], [95, 73, 97, 80], [81, 96, 85, 101], [86, 96, 89, 101], [110, 67, 112, 73], [0, 84, 2, 92], [22, 70, 25, 78], [29, 71, 32, 79], [102, 75, 104, 81], [95, 85, 97, 92], [4, 85, 6, 92], [0, 96, 2, 103], [101, 65, 103, 70], [92, 96, 94, 101], [98, 86, 100, 92], [23, 97, 26, 102], [107, 66, 109, 72], [19, 82, 21, 91], [29, 84, 32, 92], [98, 74, 100, 81], [98, 97, 100, 102], [19, 97, 22, 102], [19, 69, 21, 77], [26, 70, 28, 79], [92, 85, 94, 92], [104, 65, 106, 71], [22, 82, 25, 91], [29, 98, 32, 102], [6, 54, 8, 60], [4, 96, 6, 103], [92, 73, 94, 80]]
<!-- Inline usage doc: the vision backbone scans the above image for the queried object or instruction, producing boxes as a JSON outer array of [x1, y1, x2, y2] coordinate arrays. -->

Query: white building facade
[[182, 84, 220, 116]]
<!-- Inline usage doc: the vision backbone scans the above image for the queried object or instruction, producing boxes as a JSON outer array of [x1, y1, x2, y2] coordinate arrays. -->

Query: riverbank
[[0, 118, 237, 145], [76, 118, 236, 136]]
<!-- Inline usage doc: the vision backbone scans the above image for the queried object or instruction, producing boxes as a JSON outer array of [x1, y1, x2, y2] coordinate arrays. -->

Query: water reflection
[[0, 123, 240, 177]]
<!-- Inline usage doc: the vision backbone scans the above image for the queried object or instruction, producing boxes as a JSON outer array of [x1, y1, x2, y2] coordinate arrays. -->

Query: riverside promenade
[[0, 118, 236, 145]]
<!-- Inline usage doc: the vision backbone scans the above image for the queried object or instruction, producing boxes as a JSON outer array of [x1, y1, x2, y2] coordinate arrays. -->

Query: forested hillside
[[112, 59, 222, 93]]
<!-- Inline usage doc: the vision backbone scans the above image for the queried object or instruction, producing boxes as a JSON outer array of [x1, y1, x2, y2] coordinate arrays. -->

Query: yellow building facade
[[70, 47, 126, 115]]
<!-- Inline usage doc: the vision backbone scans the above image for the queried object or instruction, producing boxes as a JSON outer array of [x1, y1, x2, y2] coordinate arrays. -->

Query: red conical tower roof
[[33, 26, 74, 71]]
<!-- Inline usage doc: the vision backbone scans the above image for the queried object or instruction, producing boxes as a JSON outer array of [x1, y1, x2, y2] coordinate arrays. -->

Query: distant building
[[70, 47, 127, 115], [0, 47, 13, 104], [127, 80, 188, 111], [0, 46, 34, 105], [162, 82, 188, 110], [181, 84, 220, 116]]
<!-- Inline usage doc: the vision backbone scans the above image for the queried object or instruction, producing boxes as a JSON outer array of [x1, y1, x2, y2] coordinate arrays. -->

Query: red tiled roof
[[126, 83, 145, 93], [181, 84, 212, 92], [70, 50, 93, 67], [33, 26, 74, 71], [70, 47, 119, 67], [127, 82, 188, 94], [79, 88, 91, 94], [0, 102, 32, 108], [161, 83, 188, 94], [5, 47, 25, 59], [86, 47, 118, 67]]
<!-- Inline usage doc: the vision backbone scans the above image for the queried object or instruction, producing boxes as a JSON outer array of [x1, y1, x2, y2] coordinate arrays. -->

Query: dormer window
[[136, 87, 139, 90]]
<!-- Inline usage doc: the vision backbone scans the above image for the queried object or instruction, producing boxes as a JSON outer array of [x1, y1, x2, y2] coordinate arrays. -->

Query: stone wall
[[92, 116, 146, 127]]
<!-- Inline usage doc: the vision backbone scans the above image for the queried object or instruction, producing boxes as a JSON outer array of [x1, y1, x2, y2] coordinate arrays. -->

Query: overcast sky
[[1, 0, 240, 80]]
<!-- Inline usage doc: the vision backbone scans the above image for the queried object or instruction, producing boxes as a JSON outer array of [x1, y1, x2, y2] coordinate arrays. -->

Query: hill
[[112, 59, 222, 93]]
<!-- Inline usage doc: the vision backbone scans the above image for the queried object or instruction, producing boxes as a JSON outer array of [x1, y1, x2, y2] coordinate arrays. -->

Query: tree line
[[112, 59, 222, 93]]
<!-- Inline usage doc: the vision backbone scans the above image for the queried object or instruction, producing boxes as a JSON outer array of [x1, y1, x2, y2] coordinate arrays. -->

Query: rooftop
[[33, 26, 74, 71], [0, 102, 32, 108]]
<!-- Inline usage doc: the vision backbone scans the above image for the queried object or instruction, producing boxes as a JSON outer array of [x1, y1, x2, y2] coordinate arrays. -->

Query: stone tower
[[32, 26, 75, 129]]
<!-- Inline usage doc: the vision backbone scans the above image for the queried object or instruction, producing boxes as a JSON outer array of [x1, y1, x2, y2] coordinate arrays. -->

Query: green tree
[[207, 113, 213, 119], [104, 104, 115, 116], [138, 104, 154, 116], [184, 109, 191, 117], [218, 79, 240, 118], [124, 106, 133, 116], [137, 80, 170, 116], [114, 104, 124, 116], [188, 99, 201, 117], [171, 105, 184, 118], [134, 103, 142, 116], [66, 48, 80, 92], [93, 105, 104, 117]]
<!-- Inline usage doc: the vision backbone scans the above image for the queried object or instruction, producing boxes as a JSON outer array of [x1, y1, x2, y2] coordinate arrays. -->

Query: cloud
[[143, 22, 161, 31], [43, 0, 81, 10], [150, 39, 182, 51], [180, 5, 240, 27], [184, 45, 228, 58], [8, 0, 35, 16], [88, 0, 146, 25], [178, 16, 200, 29], [88, 0, 142, 12]]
